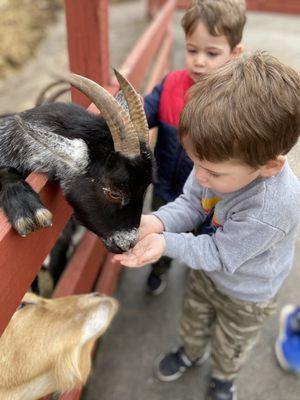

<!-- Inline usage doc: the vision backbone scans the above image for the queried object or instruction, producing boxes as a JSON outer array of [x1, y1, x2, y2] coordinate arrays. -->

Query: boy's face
[[187, 153, 261, 193], [185, 21, 239, 82]]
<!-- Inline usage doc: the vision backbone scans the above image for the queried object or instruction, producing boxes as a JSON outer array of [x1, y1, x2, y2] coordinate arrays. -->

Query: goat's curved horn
[[62, 73, 140, 156], [114, 69, 149, 144]]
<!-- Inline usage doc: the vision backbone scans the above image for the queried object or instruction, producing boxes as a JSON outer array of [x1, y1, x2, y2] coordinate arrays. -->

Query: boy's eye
[[209, 172, 221, 178], [207, 52, 219, 57], [187, 48, 197, 54]]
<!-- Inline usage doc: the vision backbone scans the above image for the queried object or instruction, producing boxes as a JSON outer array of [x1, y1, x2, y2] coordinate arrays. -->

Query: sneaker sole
[[275, 304, 299, 373], [153, 351, 210, 382], [233, 388, 238, 400], [153, 353, 187, 382], [207, 383, 237, 400], [148, 278, 167, 296], [195, 350, 210, 366], [275, 340, 292, 372]]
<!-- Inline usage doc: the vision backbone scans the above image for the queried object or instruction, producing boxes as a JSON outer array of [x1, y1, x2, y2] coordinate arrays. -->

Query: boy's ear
[[231, 44, 243, 58], [259, 156, 286, 177]]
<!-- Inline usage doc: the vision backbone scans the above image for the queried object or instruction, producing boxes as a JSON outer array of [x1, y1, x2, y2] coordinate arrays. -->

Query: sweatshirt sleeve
[[153, 169, 207, 232], [143, 78, 166, 129], [163, 215, 285, 273]]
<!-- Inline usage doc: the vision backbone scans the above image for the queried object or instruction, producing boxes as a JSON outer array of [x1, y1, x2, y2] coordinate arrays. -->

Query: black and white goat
[[0, 71, 152, 253]]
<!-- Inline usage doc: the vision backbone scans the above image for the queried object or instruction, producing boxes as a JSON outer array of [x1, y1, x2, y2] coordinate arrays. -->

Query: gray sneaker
[[153, 346, 209, 382], [206, 378, 237, 400], [147, 272, 167, 295]]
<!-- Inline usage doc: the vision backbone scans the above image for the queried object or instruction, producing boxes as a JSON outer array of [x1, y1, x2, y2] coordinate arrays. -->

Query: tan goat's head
[[0, 292, 118, 400]]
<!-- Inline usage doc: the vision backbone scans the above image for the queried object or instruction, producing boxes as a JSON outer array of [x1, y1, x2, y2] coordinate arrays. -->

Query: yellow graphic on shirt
[[201, 197, 221, 213], [201, 197, 222, 231], [212, 210, 221, 228]]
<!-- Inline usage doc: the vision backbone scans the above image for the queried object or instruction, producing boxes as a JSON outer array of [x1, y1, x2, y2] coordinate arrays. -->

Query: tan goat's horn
[[62, 73, 140, 156], [114, 69, 149, 144]]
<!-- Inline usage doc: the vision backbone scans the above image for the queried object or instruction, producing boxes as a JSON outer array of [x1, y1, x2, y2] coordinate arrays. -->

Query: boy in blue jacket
[[143, 0, 245, 294], [114, 52, 300, 400]]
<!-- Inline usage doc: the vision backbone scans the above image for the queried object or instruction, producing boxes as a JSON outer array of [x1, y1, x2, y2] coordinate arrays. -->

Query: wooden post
[[64, 0, 110, 106]]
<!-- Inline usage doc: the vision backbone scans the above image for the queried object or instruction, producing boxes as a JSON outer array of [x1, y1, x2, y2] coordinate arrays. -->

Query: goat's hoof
[[14, 208, 53, 237], [35, 208, 53, 229]]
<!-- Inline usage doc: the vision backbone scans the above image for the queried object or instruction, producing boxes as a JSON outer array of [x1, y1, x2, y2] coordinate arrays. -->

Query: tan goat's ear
[[99, 297, 119, 332], [81, 297, 118, 344], [22, 292, 40, 303]]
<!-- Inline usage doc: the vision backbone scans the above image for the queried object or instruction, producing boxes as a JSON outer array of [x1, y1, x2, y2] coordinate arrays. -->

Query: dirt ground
[[0, 0, 147, 115], [0, 0, 63, 79], [0, 0, 134, 81]]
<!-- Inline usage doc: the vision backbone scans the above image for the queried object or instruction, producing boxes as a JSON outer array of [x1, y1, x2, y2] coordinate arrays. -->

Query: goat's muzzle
[[101, 228, 138, 253]]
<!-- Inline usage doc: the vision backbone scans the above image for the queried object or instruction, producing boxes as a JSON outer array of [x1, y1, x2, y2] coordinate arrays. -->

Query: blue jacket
[[144, 70, 194, 202]]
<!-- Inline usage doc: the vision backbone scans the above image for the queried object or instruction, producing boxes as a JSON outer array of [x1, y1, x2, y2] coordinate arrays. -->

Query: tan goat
[[0, 292, 118, 400]]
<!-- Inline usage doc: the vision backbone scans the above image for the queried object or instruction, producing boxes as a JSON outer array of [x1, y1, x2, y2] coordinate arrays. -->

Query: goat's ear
[[81, 297, 118, 344], [22, 292, 40, 303], [97, 298, 118, 334]]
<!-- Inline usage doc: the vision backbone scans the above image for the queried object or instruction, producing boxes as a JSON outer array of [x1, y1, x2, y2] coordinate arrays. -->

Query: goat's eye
[[102, 188, 123, 204], [17, 301, 32, 310]]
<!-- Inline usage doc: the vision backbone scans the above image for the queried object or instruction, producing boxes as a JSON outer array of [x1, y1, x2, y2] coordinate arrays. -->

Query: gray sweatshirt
[[154, 162, 300, 302]]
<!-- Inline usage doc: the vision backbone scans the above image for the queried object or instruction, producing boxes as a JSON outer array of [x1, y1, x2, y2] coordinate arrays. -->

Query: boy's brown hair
[[179, 51, 300, 167], [181, 0, 246, 49]]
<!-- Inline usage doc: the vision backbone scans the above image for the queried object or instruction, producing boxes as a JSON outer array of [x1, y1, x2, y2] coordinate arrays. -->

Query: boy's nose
[[195, 54, 206, 67], [196, 171, 209, 184]]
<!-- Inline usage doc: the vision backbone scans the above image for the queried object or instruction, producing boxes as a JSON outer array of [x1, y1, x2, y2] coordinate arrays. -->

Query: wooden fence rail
[[176, 0, 300, 14]]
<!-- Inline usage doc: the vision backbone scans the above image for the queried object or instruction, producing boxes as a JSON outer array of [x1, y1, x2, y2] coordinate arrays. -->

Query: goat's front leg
[[0, 167, 52, 236]]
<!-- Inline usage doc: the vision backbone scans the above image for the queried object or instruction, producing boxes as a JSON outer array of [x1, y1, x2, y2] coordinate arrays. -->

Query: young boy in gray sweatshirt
[[113, 51, 300, 400]]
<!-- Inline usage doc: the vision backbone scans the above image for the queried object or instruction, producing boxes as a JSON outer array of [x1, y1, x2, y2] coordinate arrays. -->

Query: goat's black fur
[[0, 101, 152, 253]]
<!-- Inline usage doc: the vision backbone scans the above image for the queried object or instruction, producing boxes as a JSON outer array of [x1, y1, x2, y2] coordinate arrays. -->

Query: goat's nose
[[109, 243, 127, 254], [129, 241, 135, 249]]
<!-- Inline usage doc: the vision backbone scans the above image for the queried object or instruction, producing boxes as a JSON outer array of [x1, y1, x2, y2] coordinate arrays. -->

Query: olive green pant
[[180, 270, 277, 381]]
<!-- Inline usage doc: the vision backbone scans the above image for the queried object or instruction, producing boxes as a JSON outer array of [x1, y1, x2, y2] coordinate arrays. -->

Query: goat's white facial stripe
[[27, 125, 89, 173], [10, 116, 89, 175], [81, 306, 110, 344], [102, 228, 138, 251]]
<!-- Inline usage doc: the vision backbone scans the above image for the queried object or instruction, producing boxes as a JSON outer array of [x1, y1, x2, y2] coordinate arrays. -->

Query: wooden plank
[[59, 390, 82, 400], [112, 0, 176, 89], [53, 231, 107, 298], [0, 173, 72, 336], [176, 0, 189, 9], [145, 27, 174, 94], [177, 0, 300, 13], [95, 253, 123, 295], [64, 0, 110, 106], [147, 0, 168, 17], [247, 0, 300, 14], [41, 388, 81, 400]]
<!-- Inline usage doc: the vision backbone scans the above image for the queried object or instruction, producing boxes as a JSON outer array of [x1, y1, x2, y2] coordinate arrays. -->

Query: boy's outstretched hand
[[138, 214, 164, 240], [112, 233, 166, 268]]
